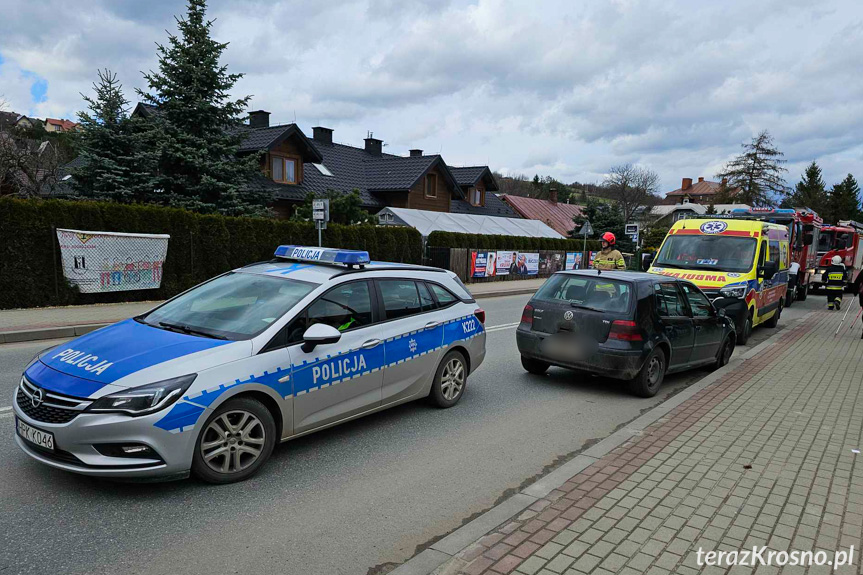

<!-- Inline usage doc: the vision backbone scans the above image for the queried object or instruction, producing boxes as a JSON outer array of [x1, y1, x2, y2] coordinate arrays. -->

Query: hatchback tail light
[[474, 308, 486, 324], [521, 304, 534, 326], [608, 320, 643, 341]]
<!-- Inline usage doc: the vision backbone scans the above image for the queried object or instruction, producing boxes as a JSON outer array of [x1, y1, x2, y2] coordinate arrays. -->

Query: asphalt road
[[0, 293, 820, 575]]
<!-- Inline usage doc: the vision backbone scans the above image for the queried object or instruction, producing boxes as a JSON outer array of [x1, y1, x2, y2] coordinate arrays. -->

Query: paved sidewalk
[[411, 310, 863, 575], [0, 278, 544, 342]]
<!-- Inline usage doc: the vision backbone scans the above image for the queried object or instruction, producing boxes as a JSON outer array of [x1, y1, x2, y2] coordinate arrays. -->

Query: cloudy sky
[[1, 0, 861, 193]]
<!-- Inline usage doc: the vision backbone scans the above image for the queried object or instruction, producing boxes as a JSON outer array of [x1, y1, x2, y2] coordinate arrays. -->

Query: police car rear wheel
[[430, 351, 467, 408], [192, 397, 276, 484]]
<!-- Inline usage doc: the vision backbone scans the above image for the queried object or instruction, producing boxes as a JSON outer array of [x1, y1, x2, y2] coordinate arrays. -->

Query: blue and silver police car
[[14, 247, 486, 483]]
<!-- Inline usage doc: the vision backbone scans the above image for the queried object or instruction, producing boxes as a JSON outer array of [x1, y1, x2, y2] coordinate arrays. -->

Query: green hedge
[[0, 198, 422, 309], [427, 231, 603, 252]]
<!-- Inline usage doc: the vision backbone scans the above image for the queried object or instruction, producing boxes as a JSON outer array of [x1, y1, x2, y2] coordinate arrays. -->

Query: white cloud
[[0, 0, 861, 192]]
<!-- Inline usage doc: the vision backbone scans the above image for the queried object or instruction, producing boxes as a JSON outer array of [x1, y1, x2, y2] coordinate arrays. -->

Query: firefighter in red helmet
[[593, 232, 626, 270]]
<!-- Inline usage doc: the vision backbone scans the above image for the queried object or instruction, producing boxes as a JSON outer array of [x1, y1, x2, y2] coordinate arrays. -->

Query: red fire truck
[[812, 219, 863, 290], [729, 207, 822, 304]]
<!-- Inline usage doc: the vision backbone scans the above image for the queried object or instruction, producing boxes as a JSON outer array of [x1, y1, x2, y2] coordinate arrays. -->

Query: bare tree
[[604, 164, 661, 223], [0, 121, 61, 197]]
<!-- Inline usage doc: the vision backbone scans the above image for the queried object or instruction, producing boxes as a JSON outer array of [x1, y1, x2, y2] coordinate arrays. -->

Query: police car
[[14, 247, 486, 483]]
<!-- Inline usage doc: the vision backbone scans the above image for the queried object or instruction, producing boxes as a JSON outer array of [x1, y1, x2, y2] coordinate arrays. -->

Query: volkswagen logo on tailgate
[[563, 310, 574, 321], [31, 388, 44, 408]]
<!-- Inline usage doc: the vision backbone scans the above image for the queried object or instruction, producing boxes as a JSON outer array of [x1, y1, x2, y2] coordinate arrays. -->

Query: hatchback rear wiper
[[158, 321, 228, 340], [569, 302, 603, 312]]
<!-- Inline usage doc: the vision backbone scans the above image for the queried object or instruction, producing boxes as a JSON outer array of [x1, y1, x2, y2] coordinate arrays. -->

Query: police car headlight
[[719, 285, 747, 299], [88, 374, 197, 416]]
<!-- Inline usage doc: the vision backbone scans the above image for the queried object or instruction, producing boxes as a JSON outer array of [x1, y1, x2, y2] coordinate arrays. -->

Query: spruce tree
[[716, 130, 787, 207], [826, 174, 861, 224], [138, 0, 267, 216], [781, 161, 827, 215], [73, 70, 156, 202]]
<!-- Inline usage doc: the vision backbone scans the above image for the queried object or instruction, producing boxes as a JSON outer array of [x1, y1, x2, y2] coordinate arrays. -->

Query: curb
[[0, 287, 537, 344], [0, 323, 106, 344], [386, 312, 814, 575]]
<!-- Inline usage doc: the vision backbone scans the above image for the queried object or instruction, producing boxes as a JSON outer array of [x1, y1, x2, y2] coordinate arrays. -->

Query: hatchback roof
[[559, 270, 664, 283]]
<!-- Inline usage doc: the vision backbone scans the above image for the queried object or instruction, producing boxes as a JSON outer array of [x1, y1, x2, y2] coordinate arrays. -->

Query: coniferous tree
[[74, 69, 156, 202], [716, 130, 787, 207], [138, 0, 267, 216], [781, 161, 828, 215], [826, 174, 861, 224]]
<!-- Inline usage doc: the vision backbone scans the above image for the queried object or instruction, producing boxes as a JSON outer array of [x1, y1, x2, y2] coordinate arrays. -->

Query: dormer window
[[271, 154, 297, 184], [469, 186, 485, 207]]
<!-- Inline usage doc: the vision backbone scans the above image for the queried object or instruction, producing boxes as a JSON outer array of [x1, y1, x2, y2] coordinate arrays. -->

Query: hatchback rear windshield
[[140, 272, 318, 340], [534, 274, 632, 313]]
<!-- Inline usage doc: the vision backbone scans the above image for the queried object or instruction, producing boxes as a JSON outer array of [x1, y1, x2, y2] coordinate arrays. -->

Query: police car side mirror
[[301, 323, 342, 353]]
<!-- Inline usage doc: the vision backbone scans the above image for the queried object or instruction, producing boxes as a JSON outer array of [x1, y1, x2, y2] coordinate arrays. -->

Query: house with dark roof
[[501, 190, 584, 237], [128, 104, 516, 219], [661, 177, 741, 205]]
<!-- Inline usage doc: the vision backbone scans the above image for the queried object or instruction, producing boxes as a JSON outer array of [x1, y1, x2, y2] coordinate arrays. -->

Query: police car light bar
[[274, 245, 371, 267]]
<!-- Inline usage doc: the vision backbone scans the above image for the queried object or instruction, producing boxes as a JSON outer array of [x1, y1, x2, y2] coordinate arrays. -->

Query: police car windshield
[[655, 236, 756, 273], [140, 272, 318, 340]]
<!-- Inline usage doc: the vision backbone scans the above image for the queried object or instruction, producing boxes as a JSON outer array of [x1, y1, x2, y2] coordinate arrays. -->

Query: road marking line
[[485, 322, 520, 333], [0, 406, 12, 413]]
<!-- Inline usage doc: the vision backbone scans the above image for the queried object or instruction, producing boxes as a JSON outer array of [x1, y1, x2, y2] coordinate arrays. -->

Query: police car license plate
[[16, 418, 54, 451]]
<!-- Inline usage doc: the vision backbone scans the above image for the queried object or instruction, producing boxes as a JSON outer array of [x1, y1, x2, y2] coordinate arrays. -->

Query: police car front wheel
[[192, 397, 277, 484], [430, 350, 468, 408]]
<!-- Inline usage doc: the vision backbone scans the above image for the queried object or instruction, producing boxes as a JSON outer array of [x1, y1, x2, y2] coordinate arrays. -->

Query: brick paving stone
[[438, 312, 863, 574]]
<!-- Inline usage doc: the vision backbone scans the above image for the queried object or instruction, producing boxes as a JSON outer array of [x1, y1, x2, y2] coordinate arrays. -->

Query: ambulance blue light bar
[[274, 245, 370, 266]]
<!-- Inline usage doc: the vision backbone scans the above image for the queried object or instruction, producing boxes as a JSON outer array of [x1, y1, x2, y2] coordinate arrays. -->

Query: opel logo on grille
[[31, 388, 44, 408], [563, 310, 574, 321]]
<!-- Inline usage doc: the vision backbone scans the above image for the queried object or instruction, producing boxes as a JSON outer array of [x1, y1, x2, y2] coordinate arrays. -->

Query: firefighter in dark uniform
[[824, 255, 847, 310]]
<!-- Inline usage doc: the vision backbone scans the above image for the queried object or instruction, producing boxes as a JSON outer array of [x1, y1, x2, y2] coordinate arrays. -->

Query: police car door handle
[[424, 321, 441, 330], [361, 338, 382, 349]]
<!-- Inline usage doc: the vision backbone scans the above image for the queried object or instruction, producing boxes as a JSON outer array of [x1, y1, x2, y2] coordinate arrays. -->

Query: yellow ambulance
[[646, 218, 789, 344]]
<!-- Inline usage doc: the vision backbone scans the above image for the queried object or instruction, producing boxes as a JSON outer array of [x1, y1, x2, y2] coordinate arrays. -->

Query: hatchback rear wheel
[[192, 397, 276, 484], [628, 348, 665, 398], [521, 355, 550, 375]]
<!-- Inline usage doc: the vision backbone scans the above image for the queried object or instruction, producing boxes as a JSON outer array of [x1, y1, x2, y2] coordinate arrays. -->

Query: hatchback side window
[[681, 283, 713, 318], [428, 283, 457, 307], [653, 284, 668, 315], [287, 281, 373, 343], [379, 280, 423, 320], [659, 283, 688, 317]]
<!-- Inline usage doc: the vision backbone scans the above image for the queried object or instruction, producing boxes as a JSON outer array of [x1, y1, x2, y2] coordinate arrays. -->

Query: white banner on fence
[[56, 228, 170, 293]]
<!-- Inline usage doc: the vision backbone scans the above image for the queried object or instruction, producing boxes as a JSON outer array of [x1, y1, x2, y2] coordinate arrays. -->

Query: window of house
[[425, 173, 437, 198], [271, 155, 297, 184], [469, 187, 484, 206]]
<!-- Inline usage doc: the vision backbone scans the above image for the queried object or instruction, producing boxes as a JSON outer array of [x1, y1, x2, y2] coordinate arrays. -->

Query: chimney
[[248, 110, 270, 128], [549, 188, 558, 203], [364, 134, 383, 156], [312, 126, 333, 145], [698, 177, 704, 183], [409, 149, 423, 157], [681, 177, 693, 190]]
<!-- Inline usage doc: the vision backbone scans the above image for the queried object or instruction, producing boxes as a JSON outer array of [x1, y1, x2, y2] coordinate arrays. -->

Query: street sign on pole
[[313, 199, 330, 247], [578, 221, 592, 261]]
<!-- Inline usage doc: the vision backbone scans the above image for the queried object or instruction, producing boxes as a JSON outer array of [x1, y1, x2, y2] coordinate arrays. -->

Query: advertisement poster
[[486, 251, 497, 277], [513, 252, 539, 276], [471, 250, 488, 277], [495, 251, 515, 275], [56, 228, 170, 293], [565, 252, 583, 270], [589, 251, 598, 268]]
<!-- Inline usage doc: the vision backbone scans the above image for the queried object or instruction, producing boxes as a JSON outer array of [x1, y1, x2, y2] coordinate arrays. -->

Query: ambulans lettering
[[312, 354, 367, 384], [51, 348, 114, 375]]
